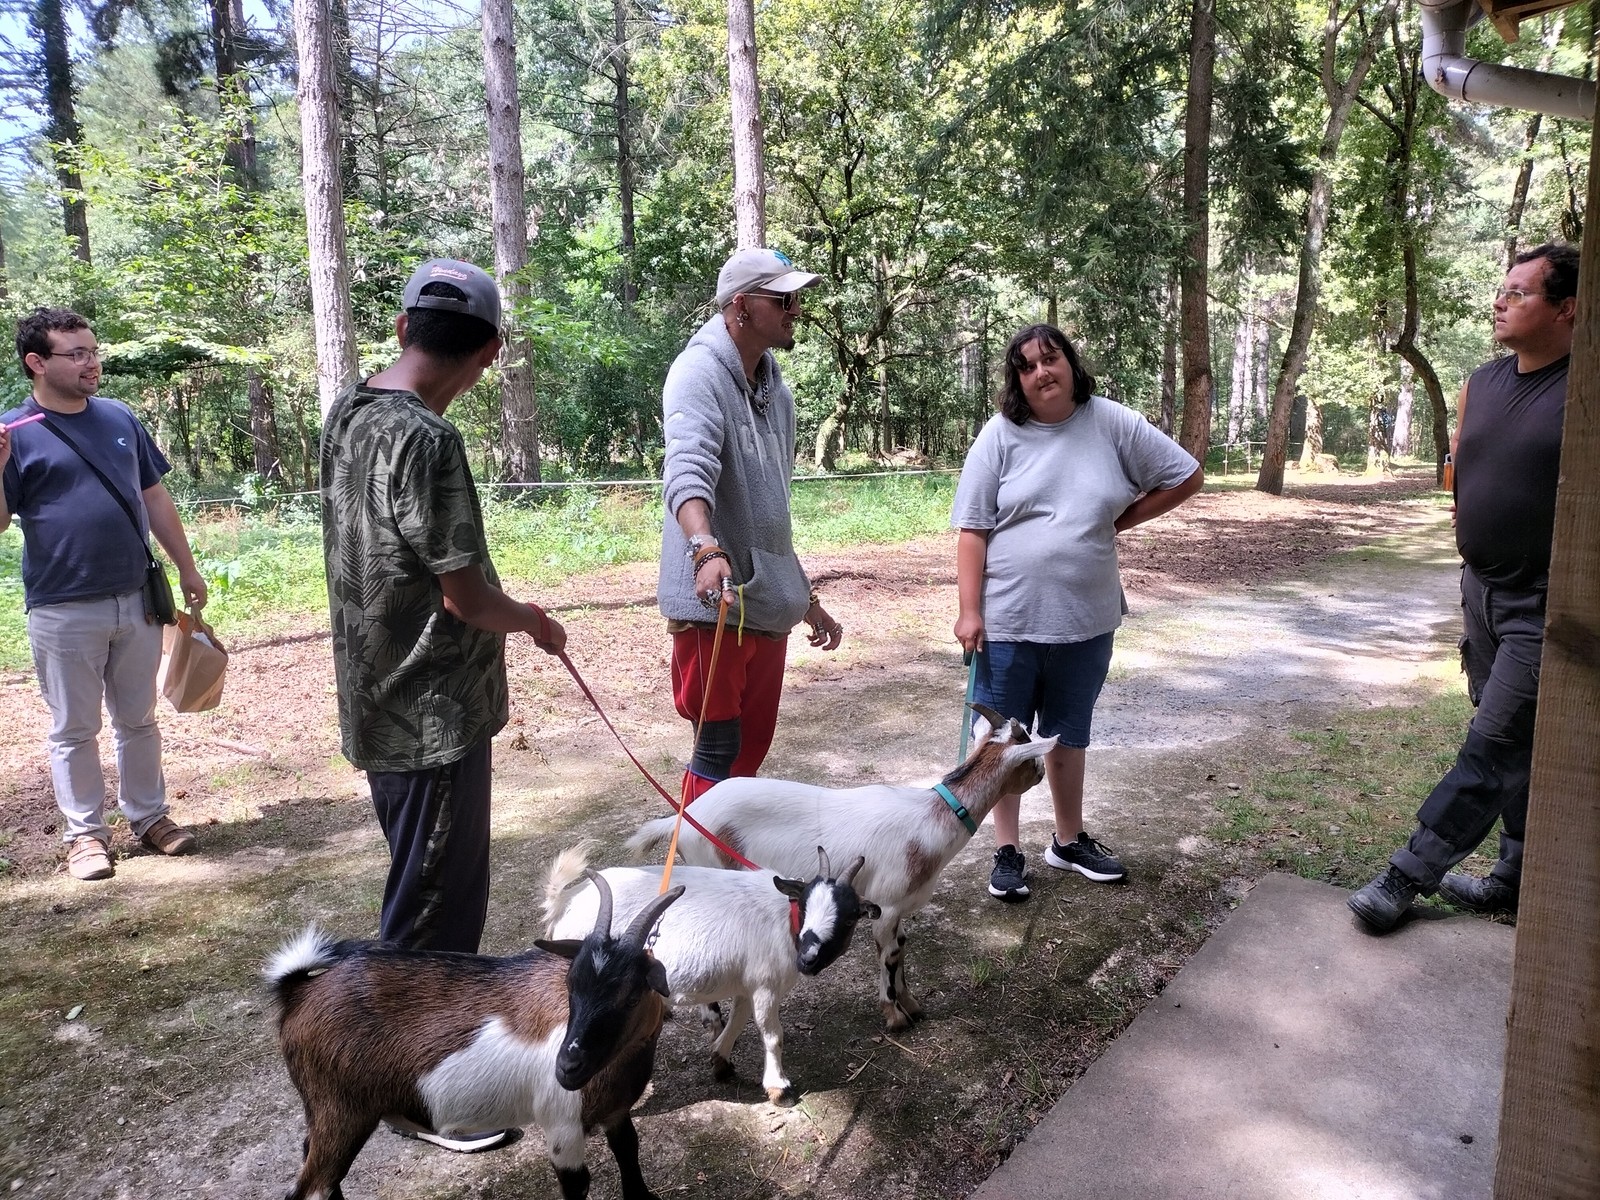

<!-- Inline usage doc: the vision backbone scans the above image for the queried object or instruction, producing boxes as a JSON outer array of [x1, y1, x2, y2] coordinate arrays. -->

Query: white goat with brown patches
[[543, 845, 879, 1105], [264, 872, 682, 1200], [626, 705, 1054, 1031]]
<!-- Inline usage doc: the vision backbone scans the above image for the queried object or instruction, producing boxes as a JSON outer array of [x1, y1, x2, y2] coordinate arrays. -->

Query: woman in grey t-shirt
[[952, 323, 1203, 903]]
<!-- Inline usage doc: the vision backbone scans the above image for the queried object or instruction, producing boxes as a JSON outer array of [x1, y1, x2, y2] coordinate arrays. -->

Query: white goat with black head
[[543, 845, 879, 1105], [627, 704, 1054, 1031], [265, 872, 682, 1200]]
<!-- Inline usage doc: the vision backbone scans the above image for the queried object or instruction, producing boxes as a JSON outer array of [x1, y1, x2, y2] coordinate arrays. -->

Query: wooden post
[[1493, 81, 1600, 1199]]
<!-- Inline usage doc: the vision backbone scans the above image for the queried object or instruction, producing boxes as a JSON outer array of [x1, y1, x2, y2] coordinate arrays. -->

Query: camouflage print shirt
[[320, 381, 508, 772]]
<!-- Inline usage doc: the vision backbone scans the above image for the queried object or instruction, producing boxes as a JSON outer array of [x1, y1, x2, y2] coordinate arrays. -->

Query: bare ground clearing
[[0, 469, 1463, 1200]]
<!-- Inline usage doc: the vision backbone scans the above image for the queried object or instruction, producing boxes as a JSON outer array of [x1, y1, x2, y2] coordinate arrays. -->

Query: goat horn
[[623, 885, 685, 947], [815, 846, 832, 879], [584, 869, 613, 937], [838, 855, 865, 887], [969, 701, 1005, 731]]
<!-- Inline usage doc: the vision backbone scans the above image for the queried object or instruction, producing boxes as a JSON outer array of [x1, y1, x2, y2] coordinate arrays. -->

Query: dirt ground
[[0, 468, 1460, 1200]]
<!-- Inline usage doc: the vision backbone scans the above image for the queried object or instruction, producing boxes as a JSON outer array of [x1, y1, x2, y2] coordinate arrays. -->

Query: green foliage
[[0, 0, 1583, 487]]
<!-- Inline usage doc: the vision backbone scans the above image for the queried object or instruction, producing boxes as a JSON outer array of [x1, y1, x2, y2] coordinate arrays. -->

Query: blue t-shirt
[[1, 396, 171, 609]]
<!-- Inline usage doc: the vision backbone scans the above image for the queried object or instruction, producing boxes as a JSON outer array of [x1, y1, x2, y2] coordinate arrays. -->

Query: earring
[[737, 311, 749, 327]]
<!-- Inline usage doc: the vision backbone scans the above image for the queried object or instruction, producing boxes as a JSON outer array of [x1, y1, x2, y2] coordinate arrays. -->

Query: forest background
[[0, 0, 1590, 501]]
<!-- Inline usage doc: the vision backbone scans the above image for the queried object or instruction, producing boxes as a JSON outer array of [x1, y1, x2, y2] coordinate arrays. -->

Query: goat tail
[[542, 843, 595, 933], [263, 924, 338, 1005], [625, 817, 675, 863]]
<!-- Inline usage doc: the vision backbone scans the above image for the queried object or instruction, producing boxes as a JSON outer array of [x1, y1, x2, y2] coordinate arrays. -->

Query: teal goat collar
[[933, 783, 976, 834]]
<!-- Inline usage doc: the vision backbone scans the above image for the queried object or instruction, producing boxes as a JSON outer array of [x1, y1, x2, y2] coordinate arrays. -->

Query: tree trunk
[[726, 0, 766, 247], [1393, 358, 1414, 456], [0, 223, 9, 299], [612, 0, 638, 310], [1257, 0, 1396, 494], [1160, 273, 1178, 435], [1385, 6, 1450, 484], [294, 0, 359, 419], [482, 0, 542, 483], [1299, 397, 1322, 467], [248, 373, 282, 480], [1505, 113, 1543, 271], [1178, 0, 1215, 461], [1228, 310, 1250, 443], [32, 0, 90, 264]]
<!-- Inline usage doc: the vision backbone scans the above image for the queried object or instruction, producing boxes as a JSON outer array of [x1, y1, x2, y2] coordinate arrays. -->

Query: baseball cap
[[401, 259, 503, 329], [715, 248, 822, 309]]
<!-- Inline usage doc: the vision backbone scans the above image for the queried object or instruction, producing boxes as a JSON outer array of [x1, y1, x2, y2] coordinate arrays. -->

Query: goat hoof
[[767, 1086, 798, 1107], [711, 1054, 735, 1082]]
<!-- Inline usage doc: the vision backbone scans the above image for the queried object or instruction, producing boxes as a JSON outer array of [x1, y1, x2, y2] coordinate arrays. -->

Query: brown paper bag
[[158, 610, 229, 713]]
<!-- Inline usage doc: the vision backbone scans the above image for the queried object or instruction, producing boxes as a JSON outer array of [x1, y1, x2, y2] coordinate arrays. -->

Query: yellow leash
[[659, 586, 738, 893]]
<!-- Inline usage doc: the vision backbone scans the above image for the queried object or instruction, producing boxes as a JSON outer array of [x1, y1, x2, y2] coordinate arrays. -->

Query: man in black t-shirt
[[1350, 242, 1578, 933]]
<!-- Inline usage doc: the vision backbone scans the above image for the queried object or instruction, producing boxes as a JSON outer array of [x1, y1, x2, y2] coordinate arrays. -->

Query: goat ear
[[646, 956, 671, 997], [862, 902, 882, 919], [535, 938, 585, 961], [773, 876, 806, 899]]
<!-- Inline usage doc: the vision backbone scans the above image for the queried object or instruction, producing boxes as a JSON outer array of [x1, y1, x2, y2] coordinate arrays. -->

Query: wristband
[[694, 548, 732, 573]]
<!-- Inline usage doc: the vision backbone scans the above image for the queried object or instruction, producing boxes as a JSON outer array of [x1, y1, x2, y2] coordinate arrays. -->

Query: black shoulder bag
[[37, 413, 178, 625]]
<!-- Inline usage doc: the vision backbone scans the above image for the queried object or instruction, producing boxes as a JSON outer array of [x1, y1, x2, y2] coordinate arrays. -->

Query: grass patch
[[1211, 689, 1473, 887], [0, 473, 960, 671]]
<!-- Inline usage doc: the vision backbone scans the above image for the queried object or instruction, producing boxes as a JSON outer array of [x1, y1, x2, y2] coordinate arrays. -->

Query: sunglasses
[[750, 290, 802, 312]]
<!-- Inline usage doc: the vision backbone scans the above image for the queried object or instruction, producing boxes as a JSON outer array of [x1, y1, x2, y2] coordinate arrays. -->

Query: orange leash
[[659, 593, 733, 892]]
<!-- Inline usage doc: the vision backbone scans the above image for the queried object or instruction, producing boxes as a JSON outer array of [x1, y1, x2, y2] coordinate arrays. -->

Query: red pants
[[671, 627, 787, 782]]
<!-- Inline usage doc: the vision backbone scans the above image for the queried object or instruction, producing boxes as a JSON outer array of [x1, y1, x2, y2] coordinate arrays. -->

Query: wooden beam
[[1478, 0, 1577, 42], [1492, 78, 1600, 1200]]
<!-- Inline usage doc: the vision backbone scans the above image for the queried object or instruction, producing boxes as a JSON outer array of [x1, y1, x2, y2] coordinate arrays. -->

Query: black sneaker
[[988, 844, 1030, 902], [1348, 866, 1422, 932], [1437, 871, 1518, 916], [1045, 832, 1127, 883]]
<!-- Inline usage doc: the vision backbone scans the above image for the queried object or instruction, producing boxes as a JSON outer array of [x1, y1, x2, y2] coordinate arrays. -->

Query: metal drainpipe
[[1418, 0, 1594, 121]]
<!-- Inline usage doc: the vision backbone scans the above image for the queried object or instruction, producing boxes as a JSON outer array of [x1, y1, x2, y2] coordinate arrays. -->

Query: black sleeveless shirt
[[1454, 353, 1567, 590]]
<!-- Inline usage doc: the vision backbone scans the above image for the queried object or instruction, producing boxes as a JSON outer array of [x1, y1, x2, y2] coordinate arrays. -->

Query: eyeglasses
[[41, 347, 100, 365], [751, 290, 801, 312], [1494, 287, 1546, 307]]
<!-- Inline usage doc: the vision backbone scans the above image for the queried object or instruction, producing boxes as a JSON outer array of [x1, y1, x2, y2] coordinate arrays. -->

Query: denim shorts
[[973, 634, 1115, 749]]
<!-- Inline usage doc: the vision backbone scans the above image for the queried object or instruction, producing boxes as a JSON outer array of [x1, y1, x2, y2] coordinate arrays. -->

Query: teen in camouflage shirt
[[320, 259, 565, 966]]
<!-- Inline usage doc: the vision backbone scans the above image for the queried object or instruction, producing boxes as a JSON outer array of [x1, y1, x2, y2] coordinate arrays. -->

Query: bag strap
[[35, 410, 159, 569]]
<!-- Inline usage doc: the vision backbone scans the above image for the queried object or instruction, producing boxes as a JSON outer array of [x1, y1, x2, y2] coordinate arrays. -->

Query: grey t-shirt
[[951, 398, 1198, 643]]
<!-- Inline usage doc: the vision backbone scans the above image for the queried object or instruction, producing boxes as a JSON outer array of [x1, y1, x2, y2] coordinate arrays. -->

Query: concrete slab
[[970, 873, 1514, 1200]]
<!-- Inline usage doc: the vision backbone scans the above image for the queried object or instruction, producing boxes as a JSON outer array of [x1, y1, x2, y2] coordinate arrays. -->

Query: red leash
[[555, 637, 761, 872]]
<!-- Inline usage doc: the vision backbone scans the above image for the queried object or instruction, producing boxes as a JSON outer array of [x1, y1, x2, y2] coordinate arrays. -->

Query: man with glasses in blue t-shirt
[[0, 307, 207, 882]]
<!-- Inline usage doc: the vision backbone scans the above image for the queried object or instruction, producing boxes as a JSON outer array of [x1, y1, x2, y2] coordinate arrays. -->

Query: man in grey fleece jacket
[[659, 248, 844, 802]]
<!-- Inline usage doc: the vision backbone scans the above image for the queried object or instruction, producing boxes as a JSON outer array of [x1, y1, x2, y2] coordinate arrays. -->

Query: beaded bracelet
[[694, 548, 732, 573]]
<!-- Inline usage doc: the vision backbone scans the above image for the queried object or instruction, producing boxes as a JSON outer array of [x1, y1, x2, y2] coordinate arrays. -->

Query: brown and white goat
[[627, 705, 1054, 1031], [264, 872, 682, 1200]]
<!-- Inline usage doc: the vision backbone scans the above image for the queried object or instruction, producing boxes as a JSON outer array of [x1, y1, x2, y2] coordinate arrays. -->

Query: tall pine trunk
[[1177, 0, 1215, 461], [482, 0, 542, 483], [612, 0, 638, 310], [213, 0, 280, 479], [727, 0, 766, 247], [1257, 0, 1396, 494], [293, 0, 358, 418], [32, 0, 90, 264]]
